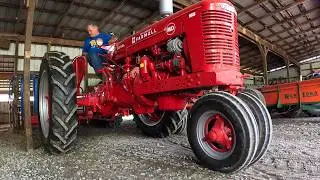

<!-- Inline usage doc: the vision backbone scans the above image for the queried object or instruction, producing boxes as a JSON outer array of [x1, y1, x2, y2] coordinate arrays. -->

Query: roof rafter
[[272, 24, 320, 44], [266, 15, 319, 38], [50, 0, 145, 21], [256, 7, 319, 33], [237, 0, 269, 14], [243, 0, 306, 27], [53, 0, 76, 36], [238, 25, 300, 67], [99, 0, 128, 33]]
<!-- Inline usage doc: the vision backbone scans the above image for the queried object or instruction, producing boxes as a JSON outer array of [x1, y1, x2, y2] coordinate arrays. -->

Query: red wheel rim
[[203, 114, 235, 153]]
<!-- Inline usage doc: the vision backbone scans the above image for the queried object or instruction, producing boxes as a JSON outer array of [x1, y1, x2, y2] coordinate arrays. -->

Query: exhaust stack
[[160, 0, 173, 17]]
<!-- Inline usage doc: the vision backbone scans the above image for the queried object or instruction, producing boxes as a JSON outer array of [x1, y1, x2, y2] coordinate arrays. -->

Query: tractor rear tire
[[38, 51, 78, 153], [174, 109, 188, 135], [134, 110, 187, 138], [243, 88, 266, 105], [187, 92, 259, 173], [237, 92, 272, 164]]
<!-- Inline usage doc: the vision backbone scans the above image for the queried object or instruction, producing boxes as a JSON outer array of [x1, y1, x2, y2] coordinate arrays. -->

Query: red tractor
[[37, 0, 272, 172]]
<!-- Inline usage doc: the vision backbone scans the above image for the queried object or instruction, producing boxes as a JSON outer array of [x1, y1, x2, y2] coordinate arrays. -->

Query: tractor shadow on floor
[[78, 119, 143, 138]]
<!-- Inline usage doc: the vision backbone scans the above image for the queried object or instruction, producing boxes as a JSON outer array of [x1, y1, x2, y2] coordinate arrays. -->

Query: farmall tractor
[[37, 0, 272, 173]]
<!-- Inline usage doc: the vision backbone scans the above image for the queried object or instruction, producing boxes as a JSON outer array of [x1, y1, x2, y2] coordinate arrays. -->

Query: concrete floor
[[0, 117, 319, 179]]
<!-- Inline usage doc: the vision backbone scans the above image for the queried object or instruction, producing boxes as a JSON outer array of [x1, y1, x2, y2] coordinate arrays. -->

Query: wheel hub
[[204, 114, 233, 152]]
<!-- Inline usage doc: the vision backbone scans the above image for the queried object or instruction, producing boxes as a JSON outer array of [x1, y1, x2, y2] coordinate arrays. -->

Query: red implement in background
[[259, 78, 320, 116]]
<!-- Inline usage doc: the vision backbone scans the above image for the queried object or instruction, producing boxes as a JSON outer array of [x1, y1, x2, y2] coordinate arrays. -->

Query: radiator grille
[[202, 10, 239, 66]]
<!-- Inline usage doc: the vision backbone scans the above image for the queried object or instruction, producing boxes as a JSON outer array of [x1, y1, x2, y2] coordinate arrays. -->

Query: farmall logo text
[[165, 23, 176, 35], [132, 28, 156, 44]]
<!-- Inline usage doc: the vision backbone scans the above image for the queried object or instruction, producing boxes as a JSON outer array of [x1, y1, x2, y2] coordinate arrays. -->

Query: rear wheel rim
[[39, 70, 50, 138], [197, 110, 236, 160], [138, 111, 165, 126]]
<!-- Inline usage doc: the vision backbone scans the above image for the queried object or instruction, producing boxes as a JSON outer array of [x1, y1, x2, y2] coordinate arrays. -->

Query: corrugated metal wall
[[268, 68, 299, 81]]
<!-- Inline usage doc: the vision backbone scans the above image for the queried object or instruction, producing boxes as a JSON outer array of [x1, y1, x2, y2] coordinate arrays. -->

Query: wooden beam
[[258, 44, 269, 84], [0, 72, 14, 80], [14, 41, 19, 74], [286, 60, 290, 82], [240, 69, 262, 76], [24, 0, 36, 151], [238, 25, 300, 67], [0, 32, 83, 47], [0, 16, 88, 34]]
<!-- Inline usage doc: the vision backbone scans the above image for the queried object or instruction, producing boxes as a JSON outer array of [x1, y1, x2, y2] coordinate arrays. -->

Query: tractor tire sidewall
[[175, 109, 188, 135], [188, 93, 257, 173], [38, 51, 78, 153], [238, 92, 273, 164], [244, 88, 266, 105]]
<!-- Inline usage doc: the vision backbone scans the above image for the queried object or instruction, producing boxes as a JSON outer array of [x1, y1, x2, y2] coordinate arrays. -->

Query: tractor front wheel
[[237, 92, 272, 164], [243, 88, 266, 105], [38, 51, 78, 153], [187, 92, 259, 173]]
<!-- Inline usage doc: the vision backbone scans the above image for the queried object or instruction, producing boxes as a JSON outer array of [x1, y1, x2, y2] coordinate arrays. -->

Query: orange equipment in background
[[259, 78, 320, 116]]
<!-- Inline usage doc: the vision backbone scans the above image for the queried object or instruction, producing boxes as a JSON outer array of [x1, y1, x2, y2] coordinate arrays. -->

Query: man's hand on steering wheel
[[109, 32, 118, 44]]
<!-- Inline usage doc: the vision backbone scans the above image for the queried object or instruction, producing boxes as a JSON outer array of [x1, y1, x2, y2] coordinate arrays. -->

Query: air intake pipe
[[160, 0, 173, 17]]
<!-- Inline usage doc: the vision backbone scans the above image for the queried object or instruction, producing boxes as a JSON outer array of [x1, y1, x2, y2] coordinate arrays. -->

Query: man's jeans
[[87, 52, 105, 73]]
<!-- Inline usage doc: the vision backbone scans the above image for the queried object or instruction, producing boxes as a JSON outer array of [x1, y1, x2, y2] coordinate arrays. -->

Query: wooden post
[[286, 60, 290, 82], [47, 43, 51, 52], [23, 0, 36, 151], [310, 63, 313, 72], [258, 44, 269, 85], [12, 41, 19, 131]]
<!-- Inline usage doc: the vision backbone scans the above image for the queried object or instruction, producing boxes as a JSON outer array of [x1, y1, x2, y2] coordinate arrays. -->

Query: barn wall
[[268, 67, 299, 82], [0, 42, 99, 92], [300, 57, 320, 77]]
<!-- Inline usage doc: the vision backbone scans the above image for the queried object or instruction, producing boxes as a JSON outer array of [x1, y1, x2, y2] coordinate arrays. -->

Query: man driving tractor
[[82, 24, 118, 79]]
